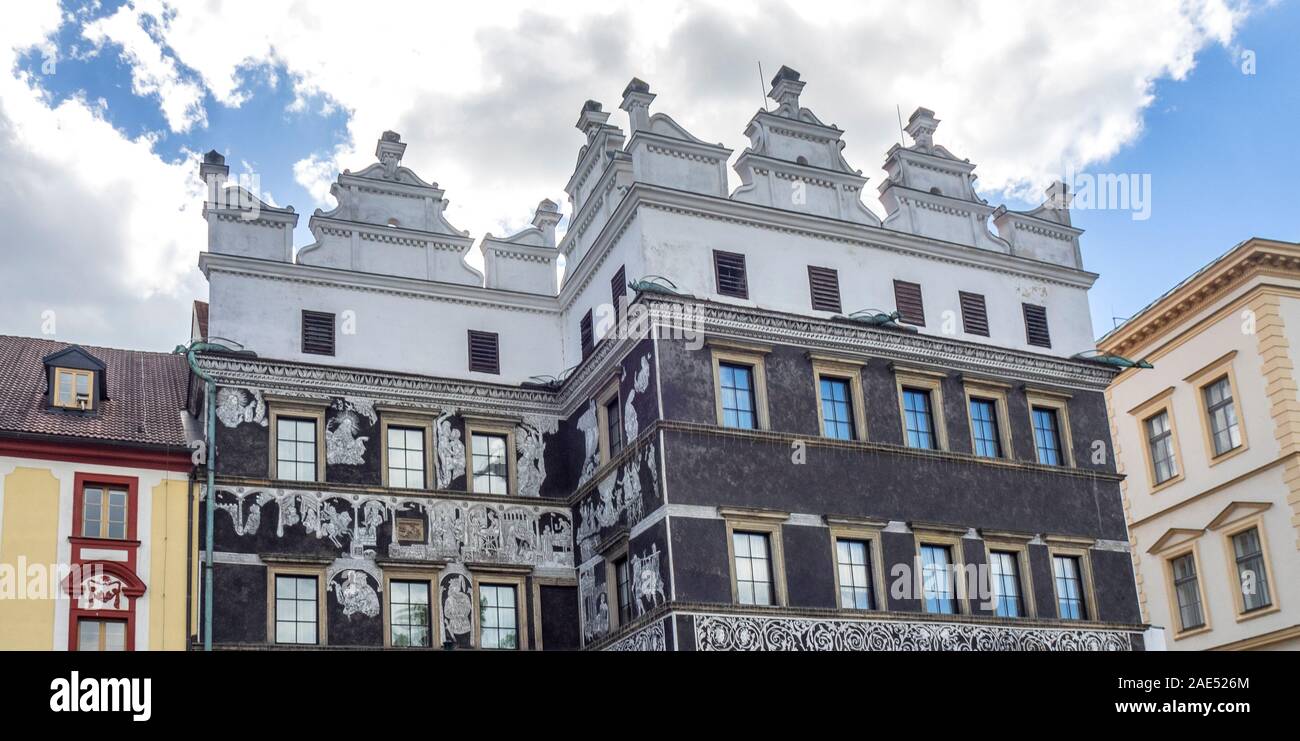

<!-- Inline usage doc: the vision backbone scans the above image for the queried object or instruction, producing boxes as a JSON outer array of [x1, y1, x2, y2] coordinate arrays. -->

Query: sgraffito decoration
[[435, 409, 465, 488], [331, 569, 381, 619], [209, 486, 573, 568], [579, 562, 609, 643], [575, 444, 658, 562], [623, 353, 651, 441], [576, 400, 600, 486], [516, 414, 558, 498], [604, 621, 667, 652], [439, 561, 474, 648], [632, 543, 665, 616], [215, 387, 267, 428], [692, 614, 1136, 651], [326, 398, 376, 465]]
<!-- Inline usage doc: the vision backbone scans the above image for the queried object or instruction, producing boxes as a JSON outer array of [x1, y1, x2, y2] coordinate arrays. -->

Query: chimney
[[576, 100, 611, 143], [1043, 181, 1074, 225], [905, 108, 940, 151], [620, 78, 655, 133], [531, 199, 563, 247], [199, 150, 229, 209], [767, 65, 805, 117]]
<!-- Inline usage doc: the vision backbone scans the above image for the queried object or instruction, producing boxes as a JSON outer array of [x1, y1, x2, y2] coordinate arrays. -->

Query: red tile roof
[[0, 335, 190, 448]]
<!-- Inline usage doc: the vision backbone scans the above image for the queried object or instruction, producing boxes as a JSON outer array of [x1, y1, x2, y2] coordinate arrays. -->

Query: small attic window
[[54, 368, 95, 410], [387, 218, 400, 228], [929, 187, 942, 195], [796, 156, 809, 166]]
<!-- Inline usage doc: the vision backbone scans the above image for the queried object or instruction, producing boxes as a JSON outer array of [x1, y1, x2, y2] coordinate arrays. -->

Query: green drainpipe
[[174, 340, 247, 652]]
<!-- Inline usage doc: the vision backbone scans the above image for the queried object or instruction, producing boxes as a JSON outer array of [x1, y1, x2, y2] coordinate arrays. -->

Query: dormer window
[[54, 368, 95, 410]]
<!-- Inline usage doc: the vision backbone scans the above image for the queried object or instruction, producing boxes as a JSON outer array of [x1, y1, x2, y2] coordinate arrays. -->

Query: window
[[580, 309, 594, 360], [1145, 410, 1179, 484], [77, 619, 126, 651], [719, 363, 758, 429], [920, 544, 958, 614], [1052, 555, 1087, 620], [713, 250, 748, 298], [968, 398, 1003, 458], [1203, 376, 1242, 457], [1169, 553, 1206, 632], [274, 575, 319, 645], [81, 485, 128, 539], [386, 426, 426, 489], [596, 380, 622, 463], [478, 584, 519, 650], [276, 417, 319, 482], [988, 551, 1025, 618], [605, 397, 622, 457], [958, 291, 989, 336], [902, 388, 938, 449], [836, 539, 874, 610], [614, 556, 632, 625], [389, 580, 432, 647], [807, 265, 841, 313], [610, 265, 627, 322], [301, 310, 336, 356], [893, 280, 926, 326], [1231, 527, 1272, 613], [470, 432, 509, 495], [1022, 303, 1051, 348], [53, 368, 95, 410], [467, 330, 500, 374], [819, 377, 855, 440], [732, 531, 774, 606], [1031, 407, 1063, 465]]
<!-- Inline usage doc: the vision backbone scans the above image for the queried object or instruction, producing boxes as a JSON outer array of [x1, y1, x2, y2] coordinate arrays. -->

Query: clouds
[[0, 0, 1254, 351]]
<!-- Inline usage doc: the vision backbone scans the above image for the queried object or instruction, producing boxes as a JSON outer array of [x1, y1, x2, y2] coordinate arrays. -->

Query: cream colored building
[[1100, 238, 1300, 650]]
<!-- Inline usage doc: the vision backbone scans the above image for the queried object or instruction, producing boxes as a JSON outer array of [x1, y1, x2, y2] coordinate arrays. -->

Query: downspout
[[174, 340, 247, 652]]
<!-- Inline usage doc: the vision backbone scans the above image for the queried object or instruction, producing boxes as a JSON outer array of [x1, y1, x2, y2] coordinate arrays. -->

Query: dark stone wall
[[1028, 543, 1057, 618], [881, 531, 919, 612], [1091, 549, 1142, 624], [211, 563, 266, 644], [214, 418, 268, 478], [668, 516, 730, 603], [782, 524, 835, 608], [540, 584, 580, 650]]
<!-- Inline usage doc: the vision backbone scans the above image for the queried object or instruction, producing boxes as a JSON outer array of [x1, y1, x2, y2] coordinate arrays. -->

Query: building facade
[[193, 67, 1144, 650], [0, 337, 193, 650], [1100, 238, 1300, 651]]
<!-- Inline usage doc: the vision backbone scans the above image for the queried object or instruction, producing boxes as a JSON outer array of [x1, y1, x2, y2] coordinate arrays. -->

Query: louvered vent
[[959, 291, 989, 336], [611, 265, 626, 320], [580, 310, 594, 360], [301, 310, 336, 356], [713, 250, 749, 299], [468, 330, 500, 374], [893, 280, 926, 326], [1023, 304, 1052, 348], [807, 266, 841, 313]]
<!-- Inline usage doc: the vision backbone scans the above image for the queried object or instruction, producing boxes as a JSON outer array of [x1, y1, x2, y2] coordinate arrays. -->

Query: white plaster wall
[[207, 270, 564, 384], [560, 224, 647, 369], [631, 147, 724, 197], [636, 207, 1096, 355]]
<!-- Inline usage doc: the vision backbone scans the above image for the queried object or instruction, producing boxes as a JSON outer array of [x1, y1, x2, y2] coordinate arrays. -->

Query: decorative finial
[[767, 65, 805, 118], [620, 78, 656, 133], [905, 108, 939, 151], [575, 100, 611, 143], [375, 131, 407, 179]]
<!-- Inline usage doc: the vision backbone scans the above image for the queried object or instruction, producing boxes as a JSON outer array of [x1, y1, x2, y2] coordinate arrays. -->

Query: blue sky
[[0, 0, 1285, 350]]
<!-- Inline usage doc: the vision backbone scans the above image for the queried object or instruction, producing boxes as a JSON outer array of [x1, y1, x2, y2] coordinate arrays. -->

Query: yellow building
[[1100, 238, 1300, 650], [0, 337, 194, 651]]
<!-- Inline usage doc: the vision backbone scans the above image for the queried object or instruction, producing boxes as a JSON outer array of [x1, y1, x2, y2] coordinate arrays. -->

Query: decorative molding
[[603, 620, 668, 651]]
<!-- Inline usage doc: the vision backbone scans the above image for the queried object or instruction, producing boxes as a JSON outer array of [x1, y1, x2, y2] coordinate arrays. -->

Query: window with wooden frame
[[915, 531, 967, 615], [1184, 351, 1248, 464], [1026, 389, 1074, 467], [465, 419, 516, 496], [301, 310, 336, 356], [811, 355, 867, 441], [982, 536, 1035, 618], [467, 330, 500, 374], [894, 368, 947, 451], [269, 402, 327, 483], [471, 573, 529, 650], [709, 341, 771, 431], [828, 521, 886, 611], [962, 379, 1013, 460], [807, 265, 842, 313], [267, 565, 327, 646], [1047, 543, 1096, 621], [76, 619, 127, 651], [1128, 387, 1183, 491], [958, 291, 989, 337], [79, 483, 130, 540], [1211, 511, 1280, 621], [713, 250, 749, 299], [380, 413, 435, 490], [1162, 543, 1211, 639], [893, 280, 926, 326], [595, 378, 622, 464], [383, 569, 436, 648], [603, 540, 631, 630], [1022, 303, 1051, 348], [53, 367, 96, 410], [721, 509, 787, 607]]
